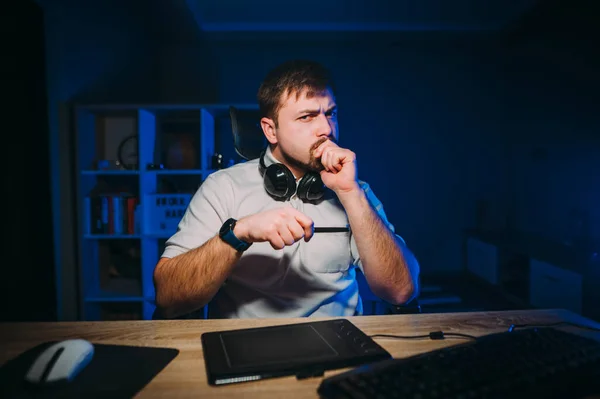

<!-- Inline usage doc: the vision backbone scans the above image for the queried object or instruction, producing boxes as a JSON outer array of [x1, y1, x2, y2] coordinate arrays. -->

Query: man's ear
[[261, 117, 278, 145]]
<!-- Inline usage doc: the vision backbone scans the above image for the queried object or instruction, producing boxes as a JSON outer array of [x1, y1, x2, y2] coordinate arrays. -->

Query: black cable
[[369, 321, 600, 342], [508, 321, 600, 333], [369, 331, 478, 341]]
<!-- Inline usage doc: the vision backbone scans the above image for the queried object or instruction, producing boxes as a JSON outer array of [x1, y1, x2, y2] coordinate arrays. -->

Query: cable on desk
[[508, 321, 600, 333], [368, 321, 599, 342], [369, 331, 478, 341]]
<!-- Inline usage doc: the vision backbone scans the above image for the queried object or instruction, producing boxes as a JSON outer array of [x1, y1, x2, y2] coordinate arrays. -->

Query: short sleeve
[[161, 173, 232, 259], [351, 181, 406, 271]]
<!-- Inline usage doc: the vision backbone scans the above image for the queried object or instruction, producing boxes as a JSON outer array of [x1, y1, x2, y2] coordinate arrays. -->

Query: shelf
[[151, 169, 205, 175], [88, 275, 143, 297], [144, 234, 174, 239], [84, 296, 146, 302], [84, 234, 178, 240], [84, 234, 141, 239], [75, 103, 255, 321], [76, 103, 257, 115], [84, 301, 146, 321], [81, 170, 139, 175], [81, 169, 218, 176]]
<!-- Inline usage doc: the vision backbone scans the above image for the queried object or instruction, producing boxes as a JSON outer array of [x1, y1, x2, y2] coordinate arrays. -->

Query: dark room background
[[7, 0, 599, 321]]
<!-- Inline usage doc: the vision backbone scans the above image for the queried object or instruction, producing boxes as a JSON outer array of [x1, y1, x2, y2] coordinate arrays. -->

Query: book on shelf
[[84, 193, 139, 235]]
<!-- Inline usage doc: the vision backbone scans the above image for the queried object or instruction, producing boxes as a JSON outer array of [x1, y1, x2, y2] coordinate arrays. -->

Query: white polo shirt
[[161, 147, 401, 318]]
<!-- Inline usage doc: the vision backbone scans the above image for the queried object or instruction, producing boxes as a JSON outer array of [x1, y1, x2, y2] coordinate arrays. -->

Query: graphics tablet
[[201, 319, 390, 386]]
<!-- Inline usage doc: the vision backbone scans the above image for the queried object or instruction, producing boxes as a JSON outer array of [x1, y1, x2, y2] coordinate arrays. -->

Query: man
[[153, 60, 419, 319]]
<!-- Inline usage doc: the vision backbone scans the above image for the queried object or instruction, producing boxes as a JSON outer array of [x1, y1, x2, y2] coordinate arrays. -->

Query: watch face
[[220, 218, 236, 236]]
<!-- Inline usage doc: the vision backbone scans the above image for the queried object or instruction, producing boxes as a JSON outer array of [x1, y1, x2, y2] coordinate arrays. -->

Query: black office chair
[[388, 298, 422, 314], [387, 276, 422, 314], [229, 106, 267, 161], [151, 304, 208, 320]]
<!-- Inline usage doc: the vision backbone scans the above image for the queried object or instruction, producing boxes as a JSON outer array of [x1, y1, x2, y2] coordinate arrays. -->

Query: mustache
[[311, 137, 336, 154]]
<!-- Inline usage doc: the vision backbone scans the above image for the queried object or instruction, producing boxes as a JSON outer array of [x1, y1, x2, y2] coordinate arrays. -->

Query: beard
[[280, 137, 333, 173]]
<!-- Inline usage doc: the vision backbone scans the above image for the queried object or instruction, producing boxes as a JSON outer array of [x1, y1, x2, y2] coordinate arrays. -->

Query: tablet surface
[[201, 319, 390, 386]]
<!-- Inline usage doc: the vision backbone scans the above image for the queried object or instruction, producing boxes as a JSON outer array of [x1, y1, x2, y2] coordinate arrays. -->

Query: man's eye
[[299, 115, 311, 121], [328, 111, 337, 118]]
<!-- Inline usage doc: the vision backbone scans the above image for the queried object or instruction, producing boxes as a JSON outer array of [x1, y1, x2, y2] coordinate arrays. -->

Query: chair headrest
[[229, 106, 267, 161]]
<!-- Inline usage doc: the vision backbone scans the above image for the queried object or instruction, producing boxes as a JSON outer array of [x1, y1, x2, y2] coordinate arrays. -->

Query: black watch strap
[[219, 218, 252, 252]]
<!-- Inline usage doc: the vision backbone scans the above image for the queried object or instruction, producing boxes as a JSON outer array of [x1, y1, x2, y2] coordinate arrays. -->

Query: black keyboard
[[318, 327, 600, 399]]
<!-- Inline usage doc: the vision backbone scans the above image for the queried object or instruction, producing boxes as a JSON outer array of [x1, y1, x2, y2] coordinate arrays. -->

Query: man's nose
[[315, 113, 333, 138]]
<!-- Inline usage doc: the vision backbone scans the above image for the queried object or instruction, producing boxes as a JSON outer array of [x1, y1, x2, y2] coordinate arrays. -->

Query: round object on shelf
[[117, 135, 138, 170]]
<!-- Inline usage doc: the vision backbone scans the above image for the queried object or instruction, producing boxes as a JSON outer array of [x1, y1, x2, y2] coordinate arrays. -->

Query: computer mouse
[[24, 339, 94, 385]]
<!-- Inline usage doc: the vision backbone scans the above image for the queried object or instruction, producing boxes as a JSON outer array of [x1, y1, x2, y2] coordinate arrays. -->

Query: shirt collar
[[263, 146, 300, 181], [263, 145, 278, 168]]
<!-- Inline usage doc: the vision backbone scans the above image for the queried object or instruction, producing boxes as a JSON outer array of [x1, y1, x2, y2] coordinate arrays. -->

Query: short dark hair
[[257, 60, 336, 126]]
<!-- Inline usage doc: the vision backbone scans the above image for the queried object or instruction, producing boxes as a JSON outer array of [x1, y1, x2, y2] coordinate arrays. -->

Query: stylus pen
[[314, 227, 350, 233]]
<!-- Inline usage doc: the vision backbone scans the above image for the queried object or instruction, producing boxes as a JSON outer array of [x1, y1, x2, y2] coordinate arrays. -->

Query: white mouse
[[25, 339, 94, 385]]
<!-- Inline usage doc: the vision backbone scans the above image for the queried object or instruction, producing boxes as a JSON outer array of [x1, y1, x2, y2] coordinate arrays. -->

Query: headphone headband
[[258, 149, 268, 171], [259, 150, 324, 202]]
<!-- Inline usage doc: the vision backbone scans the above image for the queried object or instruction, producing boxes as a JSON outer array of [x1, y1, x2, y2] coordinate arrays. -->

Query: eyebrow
[[297, 105, 337, 116]]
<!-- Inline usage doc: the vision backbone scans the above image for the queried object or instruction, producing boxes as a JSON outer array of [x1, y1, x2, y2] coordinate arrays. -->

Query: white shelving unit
[[74, 103, 257, 320]]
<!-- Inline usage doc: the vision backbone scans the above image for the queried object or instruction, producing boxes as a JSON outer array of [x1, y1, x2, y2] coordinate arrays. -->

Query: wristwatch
[[219, 218, 252, 252]]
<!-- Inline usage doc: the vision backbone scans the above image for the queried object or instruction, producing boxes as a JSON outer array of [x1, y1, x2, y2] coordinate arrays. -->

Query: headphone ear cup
[[263, 164, 297, 201], [296, 172, 325, 202]]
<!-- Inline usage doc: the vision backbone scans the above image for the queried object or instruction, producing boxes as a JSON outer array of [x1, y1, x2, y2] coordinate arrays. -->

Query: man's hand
[[313, 140, 359, 194], [233, 207, 315, 250]]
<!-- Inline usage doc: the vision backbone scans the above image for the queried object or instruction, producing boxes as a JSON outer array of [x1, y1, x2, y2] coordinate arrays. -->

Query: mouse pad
[[0, 342, 179, 399]]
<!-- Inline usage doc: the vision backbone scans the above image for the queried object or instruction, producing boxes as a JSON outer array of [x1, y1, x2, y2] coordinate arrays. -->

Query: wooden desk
[[1, 309, 599, 398]]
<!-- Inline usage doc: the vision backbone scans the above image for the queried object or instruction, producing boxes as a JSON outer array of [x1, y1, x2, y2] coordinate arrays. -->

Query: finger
[[303, 222, 314, 241], [287, 222, 305, 243], [326, 149, 337, 174], [321, 148, 332, 172], [269, 234, 286, 250], [277, 221, 296, 245], [279, 226, 296, 245], [316, 140, 339, 159], [289, 208, 313, 228], [288, 209, 314, 239], [331, 150, 340, 172], [313, 143, 324, 157], [330, 149, 352, 172], [301, 223, 315, 241], [314, 140, 332, 157], [339, 149, 356, 164], [332, 151, 343, 172]]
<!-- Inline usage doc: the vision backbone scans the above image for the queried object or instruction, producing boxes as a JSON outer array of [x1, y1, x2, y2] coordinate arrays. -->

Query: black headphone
[[259, 150, 325, 202]]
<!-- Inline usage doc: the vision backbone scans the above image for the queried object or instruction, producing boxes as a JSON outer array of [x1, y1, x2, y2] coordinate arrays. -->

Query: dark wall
[[4, 1, 56, 321], [500, 0, 600, 247]]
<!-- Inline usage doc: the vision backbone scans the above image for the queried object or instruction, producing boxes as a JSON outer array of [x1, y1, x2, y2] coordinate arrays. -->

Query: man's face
[[268, 87, 338, 174]]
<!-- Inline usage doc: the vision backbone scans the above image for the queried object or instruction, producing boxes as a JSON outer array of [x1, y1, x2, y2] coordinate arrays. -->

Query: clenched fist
[[313, 140, 359, 195], [233, 207, 314, 250]]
